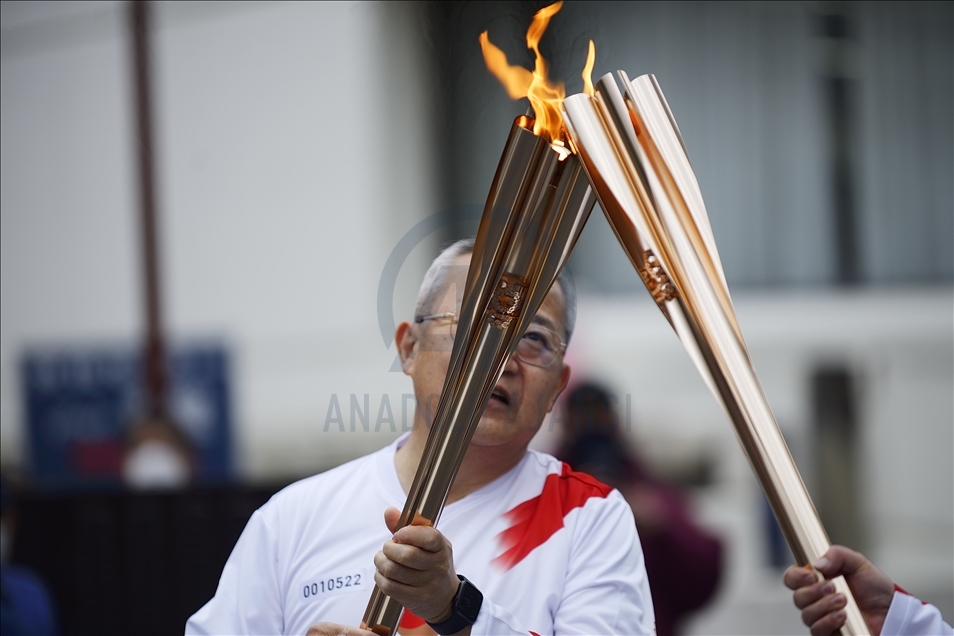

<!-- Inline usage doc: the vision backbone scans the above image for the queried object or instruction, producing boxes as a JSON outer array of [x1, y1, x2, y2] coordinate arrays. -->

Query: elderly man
[[186, 238, 655, 635]]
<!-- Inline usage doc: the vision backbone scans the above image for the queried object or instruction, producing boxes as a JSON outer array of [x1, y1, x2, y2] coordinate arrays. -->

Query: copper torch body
[[361, 116, 595, 635], [564, 73, 870, 636]]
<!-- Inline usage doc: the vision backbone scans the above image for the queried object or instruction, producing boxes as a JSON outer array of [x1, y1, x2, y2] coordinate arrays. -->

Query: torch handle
[[362, 323, 514, 634], [666, 297, 868, 636]]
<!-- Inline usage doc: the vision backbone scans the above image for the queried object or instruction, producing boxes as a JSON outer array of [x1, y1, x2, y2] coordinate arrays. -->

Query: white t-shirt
[[882, 590, 953, 636], [186, 435, 655, 635]]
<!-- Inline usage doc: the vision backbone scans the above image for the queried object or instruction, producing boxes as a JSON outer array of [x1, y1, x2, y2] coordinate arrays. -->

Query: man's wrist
[[427, 585, 457, 625], [421, 575, 460, 623]]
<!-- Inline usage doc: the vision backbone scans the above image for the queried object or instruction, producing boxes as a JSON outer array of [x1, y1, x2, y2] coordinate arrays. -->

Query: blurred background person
[[122, 415, 195, 491], [0, 476, 59, 636], [556, 382, 723, 636]]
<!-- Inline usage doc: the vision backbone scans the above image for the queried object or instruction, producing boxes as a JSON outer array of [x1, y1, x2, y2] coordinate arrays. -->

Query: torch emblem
[[487, 273, 527, 329], [638, 250, 678, 305]]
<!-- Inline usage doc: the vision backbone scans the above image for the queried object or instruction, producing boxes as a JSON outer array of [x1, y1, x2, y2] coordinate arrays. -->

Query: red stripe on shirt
[[494, 463, 613, 571], [399, 610, 428, 629], [895, 583, 929, 605], [400, 611, 540, 635]]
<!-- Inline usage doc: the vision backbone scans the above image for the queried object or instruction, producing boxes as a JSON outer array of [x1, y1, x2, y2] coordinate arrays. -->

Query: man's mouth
[[490, 387, 511, 406]]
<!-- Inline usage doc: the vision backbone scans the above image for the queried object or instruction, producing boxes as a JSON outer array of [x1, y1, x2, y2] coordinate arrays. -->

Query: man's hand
[[783, 545, 894, 636], [373, 507, 460, 624], [306, 623, 374, 636]]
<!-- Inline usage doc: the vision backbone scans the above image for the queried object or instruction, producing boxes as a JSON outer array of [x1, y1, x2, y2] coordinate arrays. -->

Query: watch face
[[457, 579, 483, 624]]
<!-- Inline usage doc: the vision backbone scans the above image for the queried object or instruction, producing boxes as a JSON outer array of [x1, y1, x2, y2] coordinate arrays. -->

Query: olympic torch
[[563, 72, 869, 636], [362, 5, 598, 632], [361, 114, 595, 634]]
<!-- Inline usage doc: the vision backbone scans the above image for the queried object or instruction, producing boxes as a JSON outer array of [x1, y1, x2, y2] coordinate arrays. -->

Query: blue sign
[[22, 344, 232, 487]]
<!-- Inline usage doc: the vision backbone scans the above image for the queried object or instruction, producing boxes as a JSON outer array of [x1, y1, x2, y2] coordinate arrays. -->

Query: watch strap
[[426, 575, 483, 635]]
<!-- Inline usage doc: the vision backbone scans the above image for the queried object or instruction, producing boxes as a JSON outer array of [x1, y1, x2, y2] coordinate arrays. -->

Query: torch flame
[[524, 1, 565, 141], [478, 32, 533, 101], [582, 40, 596, 96], [480, 1, 596, 143]]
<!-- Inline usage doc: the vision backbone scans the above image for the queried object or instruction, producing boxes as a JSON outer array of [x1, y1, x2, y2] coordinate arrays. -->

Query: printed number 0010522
[[303, 574, 362, 598]]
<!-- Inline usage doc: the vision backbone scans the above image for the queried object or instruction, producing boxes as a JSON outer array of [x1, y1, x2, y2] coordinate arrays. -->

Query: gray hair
[[414, 237, 577, 344]]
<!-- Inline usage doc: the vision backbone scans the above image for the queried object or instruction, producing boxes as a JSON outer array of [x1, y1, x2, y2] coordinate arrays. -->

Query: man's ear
[[546, 364, 571, 413], [395, 321, 417, 375]]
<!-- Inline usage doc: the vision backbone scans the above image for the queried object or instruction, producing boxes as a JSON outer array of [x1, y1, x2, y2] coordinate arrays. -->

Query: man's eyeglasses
[[414, 312, 566, 369]]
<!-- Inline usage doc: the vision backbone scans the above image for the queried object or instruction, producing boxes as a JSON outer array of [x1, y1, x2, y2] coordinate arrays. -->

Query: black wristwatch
[[426, 575, 483, 635]]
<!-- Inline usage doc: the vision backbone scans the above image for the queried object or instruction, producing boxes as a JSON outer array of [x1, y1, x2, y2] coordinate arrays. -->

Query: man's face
[[398, 253, 570, 450]]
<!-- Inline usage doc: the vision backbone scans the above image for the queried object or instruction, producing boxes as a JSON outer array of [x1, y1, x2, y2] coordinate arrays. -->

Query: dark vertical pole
[[820, 10, 860, 284], [423, 1, 465, 233], [812, 367, 862, 550], [130, 0, 166, 418]]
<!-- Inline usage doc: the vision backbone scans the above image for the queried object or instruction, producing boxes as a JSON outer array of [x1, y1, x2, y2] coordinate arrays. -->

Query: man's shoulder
[[514, 449, 622, 519], [521, 449, 615, 495], [490, 451, 629, 571]]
